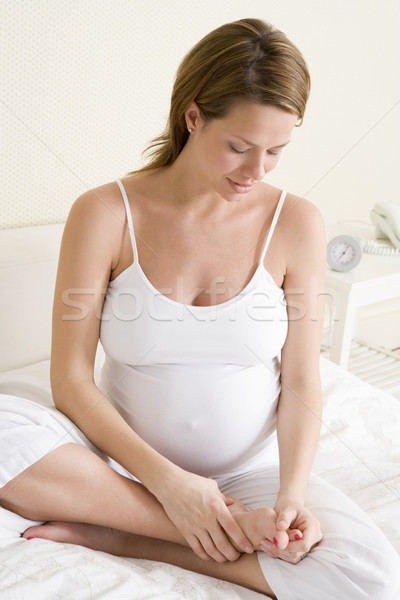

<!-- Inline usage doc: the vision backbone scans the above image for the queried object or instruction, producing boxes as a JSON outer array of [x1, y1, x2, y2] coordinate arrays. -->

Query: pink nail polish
[[273, 537, 278, 548], [295, 534, 302, 540], [26, 536, 36, 540]]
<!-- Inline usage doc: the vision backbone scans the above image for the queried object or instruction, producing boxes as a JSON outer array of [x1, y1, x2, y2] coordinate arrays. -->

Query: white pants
[[216, 467, 400, 600]]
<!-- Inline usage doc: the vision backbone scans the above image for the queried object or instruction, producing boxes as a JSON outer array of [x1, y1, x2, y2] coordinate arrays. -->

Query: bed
[[0, 223, 399, 599]]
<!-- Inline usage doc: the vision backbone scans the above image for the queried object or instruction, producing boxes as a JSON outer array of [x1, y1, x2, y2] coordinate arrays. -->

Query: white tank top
[[99, 179, 288, 478]]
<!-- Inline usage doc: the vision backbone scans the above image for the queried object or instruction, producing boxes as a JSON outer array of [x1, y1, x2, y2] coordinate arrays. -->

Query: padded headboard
[[0, 223, 65, 372]]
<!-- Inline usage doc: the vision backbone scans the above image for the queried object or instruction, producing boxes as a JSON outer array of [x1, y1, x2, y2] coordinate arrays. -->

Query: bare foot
[[22, 500, 300, 558], [22, 522, 130, 556], [226, 497, 298, 551]]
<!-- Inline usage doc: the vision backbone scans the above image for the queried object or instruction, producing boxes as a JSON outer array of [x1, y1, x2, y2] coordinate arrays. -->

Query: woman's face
[[189, 101, 299, 201]]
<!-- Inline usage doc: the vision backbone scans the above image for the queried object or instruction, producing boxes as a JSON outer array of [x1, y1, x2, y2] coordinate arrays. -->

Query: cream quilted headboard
[[0, 224, 64, 371]]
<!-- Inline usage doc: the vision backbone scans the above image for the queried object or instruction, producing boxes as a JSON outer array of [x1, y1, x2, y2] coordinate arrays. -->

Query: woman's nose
[[243, 154, 267, 181]]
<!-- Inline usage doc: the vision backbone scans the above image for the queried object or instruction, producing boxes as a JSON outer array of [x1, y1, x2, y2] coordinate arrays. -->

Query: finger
[[299, 522, 323, 551], [223, 496, 235, 506], [261, 541, 303, 564], [208, 522, 242, 562], [287, 528, 303, 542], [287, 527, 322, 555], [263, 537, 299, 556], [275, 507, 297, 532], [188, 534, 214, 561], [285, 552, 304, 565], [198, 530, 232, 563], [284, 528, 312, 553], [260, 540, 287, 560], [218, 510, 253, 555], [260, 545, 277, 559], [284, 539, 307, 554], [280, 552, 303, 565]]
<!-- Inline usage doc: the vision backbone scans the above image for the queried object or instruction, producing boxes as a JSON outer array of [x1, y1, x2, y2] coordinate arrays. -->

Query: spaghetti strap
[[260, 189, 287, 265], [115, 179, 139, 264]]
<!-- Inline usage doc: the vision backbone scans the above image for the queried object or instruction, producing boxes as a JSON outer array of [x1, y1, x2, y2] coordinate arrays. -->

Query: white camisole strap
[[115, 178, 286, 269], [259, 190, 287, 265], [116, 179, 139, 264]]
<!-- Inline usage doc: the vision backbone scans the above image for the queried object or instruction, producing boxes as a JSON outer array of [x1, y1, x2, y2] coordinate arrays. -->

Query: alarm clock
[[327, 234, 363, 272]]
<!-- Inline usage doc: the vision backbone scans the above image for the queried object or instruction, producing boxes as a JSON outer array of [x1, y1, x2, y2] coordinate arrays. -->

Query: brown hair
[[129, 18, 310, 174]]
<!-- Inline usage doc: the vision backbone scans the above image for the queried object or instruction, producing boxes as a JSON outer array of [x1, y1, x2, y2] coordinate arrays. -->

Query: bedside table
[[324, 252, 400, 369]]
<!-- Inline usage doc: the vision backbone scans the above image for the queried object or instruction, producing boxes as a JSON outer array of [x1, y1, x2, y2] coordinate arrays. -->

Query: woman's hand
[[260, 497, 322, 564], [155, 468, 253, 562]]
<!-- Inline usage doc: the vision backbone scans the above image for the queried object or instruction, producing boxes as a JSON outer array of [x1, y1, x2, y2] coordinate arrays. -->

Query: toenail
[[26, 536, 36, 540]]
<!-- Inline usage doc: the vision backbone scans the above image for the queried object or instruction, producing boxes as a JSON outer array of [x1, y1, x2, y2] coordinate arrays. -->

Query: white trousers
[[216, 467, 400, 600]]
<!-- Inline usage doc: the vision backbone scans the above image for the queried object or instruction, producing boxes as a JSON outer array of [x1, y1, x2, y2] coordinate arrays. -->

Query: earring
[[188, 128, 193, 133]]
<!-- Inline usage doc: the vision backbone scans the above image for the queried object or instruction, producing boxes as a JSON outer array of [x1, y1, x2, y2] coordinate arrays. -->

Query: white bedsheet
[[0, 354, 398, 599]]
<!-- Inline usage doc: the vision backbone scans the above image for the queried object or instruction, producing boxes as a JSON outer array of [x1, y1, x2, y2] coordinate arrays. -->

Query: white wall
[[2, 0, 400, 229]]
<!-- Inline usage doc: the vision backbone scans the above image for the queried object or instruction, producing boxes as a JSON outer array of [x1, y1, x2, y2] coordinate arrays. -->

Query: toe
[[22, 526, 41, 539], [274, 530, 289, 550]]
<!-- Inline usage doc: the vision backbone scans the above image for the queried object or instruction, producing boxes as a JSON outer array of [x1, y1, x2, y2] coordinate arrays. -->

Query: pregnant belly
[[101, 360, 280, 477]]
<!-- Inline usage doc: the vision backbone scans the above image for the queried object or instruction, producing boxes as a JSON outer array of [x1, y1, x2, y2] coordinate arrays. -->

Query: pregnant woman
[[1, 18, 399, 599]]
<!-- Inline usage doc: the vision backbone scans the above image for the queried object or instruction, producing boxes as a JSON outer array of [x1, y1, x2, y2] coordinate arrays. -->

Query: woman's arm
[[273, 198, 326, 554], [50, 186, 252, 562]]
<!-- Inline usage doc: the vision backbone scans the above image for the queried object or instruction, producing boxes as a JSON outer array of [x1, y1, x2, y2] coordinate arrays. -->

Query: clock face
[[327, 235, 363, 272]]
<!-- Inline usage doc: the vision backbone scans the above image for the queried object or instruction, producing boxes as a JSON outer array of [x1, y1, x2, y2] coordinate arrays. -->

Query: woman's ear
[[184, 101, 203, 133]]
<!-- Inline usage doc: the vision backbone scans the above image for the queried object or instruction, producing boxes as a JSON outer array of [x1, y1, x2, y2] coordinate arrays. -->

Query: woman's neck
[[158, 149, 242, 218]]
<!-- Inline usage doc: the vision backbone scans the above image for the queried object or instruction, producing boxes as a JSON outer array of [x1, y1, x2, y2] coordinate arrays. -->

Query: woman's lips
[[227, 178, 254, 193]]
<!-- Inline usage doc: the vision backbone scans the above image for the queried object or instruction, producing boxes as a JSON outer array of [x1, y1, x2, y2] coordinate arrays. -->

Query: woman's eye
[[230, 144, 246, 154], [267, 149, 281, 156]]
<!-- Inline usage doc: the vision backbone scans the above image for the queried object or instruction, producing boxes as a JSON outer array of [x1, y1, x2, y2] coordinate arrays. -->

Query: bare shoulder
[[69, 180, 126, 231], [279, 191, 326, 252], [64, 180, 128, 270], [255, 184, 325, 251], [280, 191, 324, 227], [256, 183, 323, 228], [277, 192, 327, 288]]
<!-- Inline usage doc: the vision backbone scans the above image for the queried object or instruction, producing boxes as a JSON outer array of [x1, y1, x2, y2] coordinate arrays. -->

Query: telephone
[[370, 202, 400, 249], [330, 203, 400, 261]]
